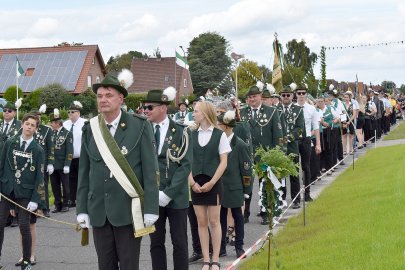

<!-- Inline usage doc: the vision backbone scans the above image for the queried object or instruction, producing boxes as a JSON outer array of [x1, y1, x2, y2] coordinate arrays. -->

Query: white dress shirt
[[197, 125, 231, 154], [302, 103, 320, 137], [63, 117, 86, 158]]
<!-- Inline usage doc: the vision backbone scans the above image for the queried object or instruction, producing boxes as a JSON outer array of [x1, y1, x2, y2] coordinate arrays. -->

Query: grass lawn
[[383, 121, 405, 140], [239, 144, 405, 270]]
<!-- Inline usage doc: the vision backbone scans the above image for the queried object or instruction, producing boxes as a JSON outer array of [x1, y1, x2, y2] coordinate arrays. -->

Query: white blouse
[[197, 125, 232, 155]]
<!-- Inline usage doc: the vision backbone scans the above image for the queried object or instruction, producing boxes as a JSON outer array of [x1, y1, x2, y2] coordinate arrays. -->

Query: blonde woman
[[189, 101, 231, 270]]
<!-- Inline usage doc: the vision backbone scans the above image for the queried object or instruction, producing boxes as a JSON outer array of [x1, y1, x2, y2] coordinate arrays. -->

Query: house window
[[164, 75, 169, 82], [96, 76, 100, 83], [87, 75, 92, 87], [184, 79, 187, 87], [92, 57, 95, 65], [25, 68, 35, 77]]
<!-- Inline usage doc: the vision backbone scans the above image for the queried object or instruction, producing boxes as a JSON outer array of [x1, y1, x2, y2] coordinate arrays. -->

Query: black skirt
[[191, 174, 223, 206]]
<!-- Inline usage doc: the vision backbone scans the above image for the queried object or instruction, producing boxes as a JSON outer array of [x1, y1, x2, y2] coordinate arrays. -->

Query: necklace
[[13, 148, 33, 184]]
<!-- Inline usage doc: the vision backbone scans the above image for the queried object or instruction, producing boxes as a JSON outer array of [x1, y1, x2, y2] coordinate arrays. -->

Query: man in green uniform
[[143, 88, 193, 270], [49, 110, 73, 213], [0, 102, 21, 153], [76, 72, 159, 270], [0, 113, 45, 270], [280, 86, 305, 209], [240, 85, 283, 224]]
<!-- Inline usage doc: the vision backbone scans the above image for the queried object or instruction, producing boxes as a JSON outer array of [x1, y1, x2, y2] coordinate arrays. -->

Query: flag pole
[[174, 50, 177, 104], [16, 57, 19, 120]]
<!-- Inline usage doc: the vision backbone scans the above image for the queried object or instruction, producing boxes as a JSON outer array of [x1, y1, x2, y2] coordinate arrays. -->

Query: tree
[[4, 85, 23, 103], [188, 32, 232, 96], [106, 50, 143, 73], [63, 88, 98, 117], [40, 83, 69, 113], [399, 84, 405, 95], [21, 88, 43, 112], [258, 64, 272, 83], [320, 46, 327, 92], [233, 60, 263, 94], [284, 39, 318, 76], [282, 64, 305, 87], [381, 81, 396, 92]]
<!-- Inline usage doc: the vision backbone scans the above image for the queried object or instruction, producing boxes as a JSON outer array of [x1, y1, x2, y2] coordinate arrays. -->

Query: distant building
[[128, 56, 193, 104], [0, 44, 106, 95]]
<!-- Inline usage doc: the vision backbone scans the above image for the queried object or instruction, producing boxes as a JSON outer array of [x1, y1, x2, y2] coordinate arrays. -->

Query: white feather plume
[[117, 69, 134, 89], [266, 83, 276, 94], [256, 81, 264, 91], [163, 86, 177, 101], [54, 108, 60, 119], [15, 98, 22, 109], [39, 104, 47, 114], [199, 96, 205, 101], [304, 83, 308, 89], [73, 100, 83, 109], [223, 110, 235, 124], [185, 99, 189, 105], [289, 82, 297, 91], [329, 84, 335, 91]]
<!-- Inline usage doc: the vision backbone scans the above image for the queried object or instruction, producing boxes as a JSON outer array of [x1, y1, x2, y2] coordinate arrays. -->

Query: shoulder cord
[[165, 126, 190, 178]]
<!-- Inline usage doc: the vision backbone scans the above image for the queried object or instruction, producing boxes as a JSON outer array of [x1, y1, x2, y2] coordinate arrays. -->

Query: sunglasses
[[68, 111, 78, 114], [296, 92, 307, 96], [281, 94, 291, 98], [142, 104, 162, 111], [3, 109, 14, 113]]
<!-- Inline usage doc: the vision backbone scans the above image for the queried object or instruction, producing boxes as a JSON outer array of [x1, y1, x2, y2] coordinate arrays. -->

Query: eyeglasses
[[142, 104, 162, 111], [296, 92, 307, 96], [68, 111, 78, 114], [3, 109, 14, 113], [281, 94, 291, 98]]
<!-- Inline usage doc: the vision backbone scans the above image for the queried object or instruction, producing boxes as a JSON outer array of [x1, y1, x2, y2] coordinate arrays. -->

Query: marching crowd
[[0, 70, 401, 270]]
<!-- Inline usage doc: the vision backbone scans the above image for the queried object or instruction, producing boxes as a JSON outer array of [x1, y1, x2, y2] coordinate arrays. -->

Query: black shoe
[[244, 217, 249, 224], [235, 248, 246, 259], [292, 201, 300, 209], [256, 212, 262, 217], [261, 216, 269, 225], [305, 196, 313, 202], [51, 208, 61, 213], [219, 250, 227, 257], [60, 206, 69, 212], [43, 210, 50, 218], [20, 260, 31, 270], [10, 217, 18, 227], [188, 252, 203, 264], [69, 202, 76, 208], [340, 161, 345, 165]]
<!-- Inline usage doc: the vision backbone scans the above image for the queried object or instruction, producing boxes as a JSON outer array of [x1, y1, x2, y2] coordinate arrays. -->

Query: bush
[[4, 85, 23, 103], [22, 88, 43, 112], [125, 93, 147, 112], [40, 83, 69, 114]]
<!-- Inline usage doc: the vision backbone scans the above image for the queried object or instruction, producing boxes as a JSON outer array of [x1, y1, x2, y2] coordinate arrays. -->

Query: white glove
[[63, 166, 70, 174], [158, 191, 171, 207], [77, 213, 90, 228], [27, 202, 38, 211], [47, 164, 54, 175], [244, 194, 250, 199], [144, 213, 159, 227]]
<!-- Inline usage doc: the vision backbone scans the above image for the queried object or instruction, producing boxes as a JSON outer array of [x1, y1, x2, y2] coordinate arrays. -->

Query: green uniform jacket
[[157, 119, 193, 209], [234, 121, 253, 156], [240, 104, 283, 152], [221, 135, 252, 208], [51, 127, 73, 170], [0, 119, 21, 154], [283, 104, 305, 155], [34, 124, 54, 166], [76, 112, 159, 227], [0, 136, 45, 203]]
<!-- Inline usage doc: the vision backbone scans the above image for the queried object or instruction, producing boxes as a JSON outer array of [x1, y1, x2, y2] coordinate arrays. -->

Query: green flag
[[175, 51, 188, 69], [16, 57, 25, 77]]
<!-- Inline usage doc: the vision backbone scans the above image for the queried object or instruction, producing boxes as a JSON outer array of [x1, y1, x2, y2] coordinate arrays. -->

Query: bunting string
[[325, 40, 404, 50]]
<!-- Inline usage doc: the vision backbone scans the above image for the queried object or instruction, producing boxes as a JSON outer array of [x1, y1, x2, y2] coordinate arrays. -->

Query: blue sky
[[2, 0, 405, 87]]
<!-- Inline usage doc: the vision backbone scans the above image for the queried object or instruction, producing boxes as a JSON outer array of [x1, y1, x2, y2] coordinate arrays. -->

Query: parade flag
[[176, 50, 188, 69], [16, 57, 25, 77], [272, 36, 283, 92]]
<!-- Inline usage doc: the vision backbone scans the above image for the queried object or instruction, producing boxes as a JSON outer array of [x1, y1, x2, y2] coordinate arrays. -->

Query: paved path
[[1, 122, 404, 269]]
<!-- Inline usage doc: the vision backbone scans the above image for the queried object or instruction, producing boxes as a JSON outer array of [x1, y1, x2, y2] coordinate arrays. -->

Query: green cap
[[261, 89, 271, 98], [92, 74, 128, 97], [246, 85, 261, 97], [143, 89, 171, 105], [3, 102, 16, 111]]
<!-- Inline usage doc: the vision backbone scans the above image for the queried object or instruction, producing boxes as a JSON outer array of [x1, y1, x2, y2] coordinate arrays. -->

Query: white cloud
[[116, 13, 159, 42], [28, 18, 59, 38]]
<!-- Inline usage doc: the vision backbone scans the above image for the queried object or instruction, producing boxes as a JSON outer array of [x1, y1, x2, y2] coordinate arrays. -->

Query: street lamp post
[[231, 52, 244, 103]]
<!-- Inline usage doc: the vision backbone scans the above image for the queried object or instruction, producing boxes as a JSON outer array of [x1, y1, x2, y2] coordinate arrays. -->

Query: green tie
[[4, 123, 9, 134], [155, 125, 160, 153], [253, 109, 258, 119]]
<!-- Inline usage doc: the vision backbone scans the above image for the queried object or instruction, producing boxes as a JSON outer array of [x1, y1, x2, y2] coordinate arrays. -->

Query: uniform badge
[[278, 123, 282, 130], [243, 161, 250, 170], [68, 154, 73, 160], [243, 176, 251, 186], [121, 146, 128, 155], [172, 128, 176, 133], [120, 123, 126, 128], [70, 138, 73, 143], [30, 166, 35, 172], [41, 164, 44, 173]]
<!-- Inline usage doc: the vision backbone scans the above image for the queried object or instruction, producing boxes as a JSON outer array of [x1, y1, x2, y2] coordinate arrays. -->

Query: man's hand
[[77, 213, 90, 228], [144, 214, 159, 227], [47, 164, 54, 175], [63, 166, 70, 174], [27, 202, 38, 212], [158, 191, 171, 207]]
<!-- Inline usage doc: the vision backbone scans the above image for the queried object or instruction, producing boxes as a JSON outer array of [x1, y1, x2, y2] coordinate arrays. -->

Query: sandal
[[211, 261, 221, 270], [15, 257, 23, 266], [202, 261, 211, 270], [31, 255, 37, 265]]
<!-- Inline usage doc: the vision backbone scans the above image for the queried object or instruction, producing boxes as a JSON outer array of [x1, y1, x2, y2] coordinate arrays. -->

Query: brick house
[[128, 56, 193, 104], [0, 44, 106, 95]]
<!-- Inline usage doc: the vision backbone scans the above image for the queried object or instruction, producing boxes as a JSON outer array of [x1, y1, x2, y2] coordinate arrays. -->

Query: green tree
[[40, 83, 69, 114], [320, 46, 327, 91], [66, 88, 98, 117], [233, 60, 263, 95], [188, 32, 232, 96], [124, 93, 147, 112], [258, 64, 272, 83], [399, 84, 405, 95], [106, 50, 143, 73], [284, 39, 318, 76], [282, 64, 305, 87], [381, 81, 396, 92], [4, 85, 23, 103], [21, 88, 43, 112]]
